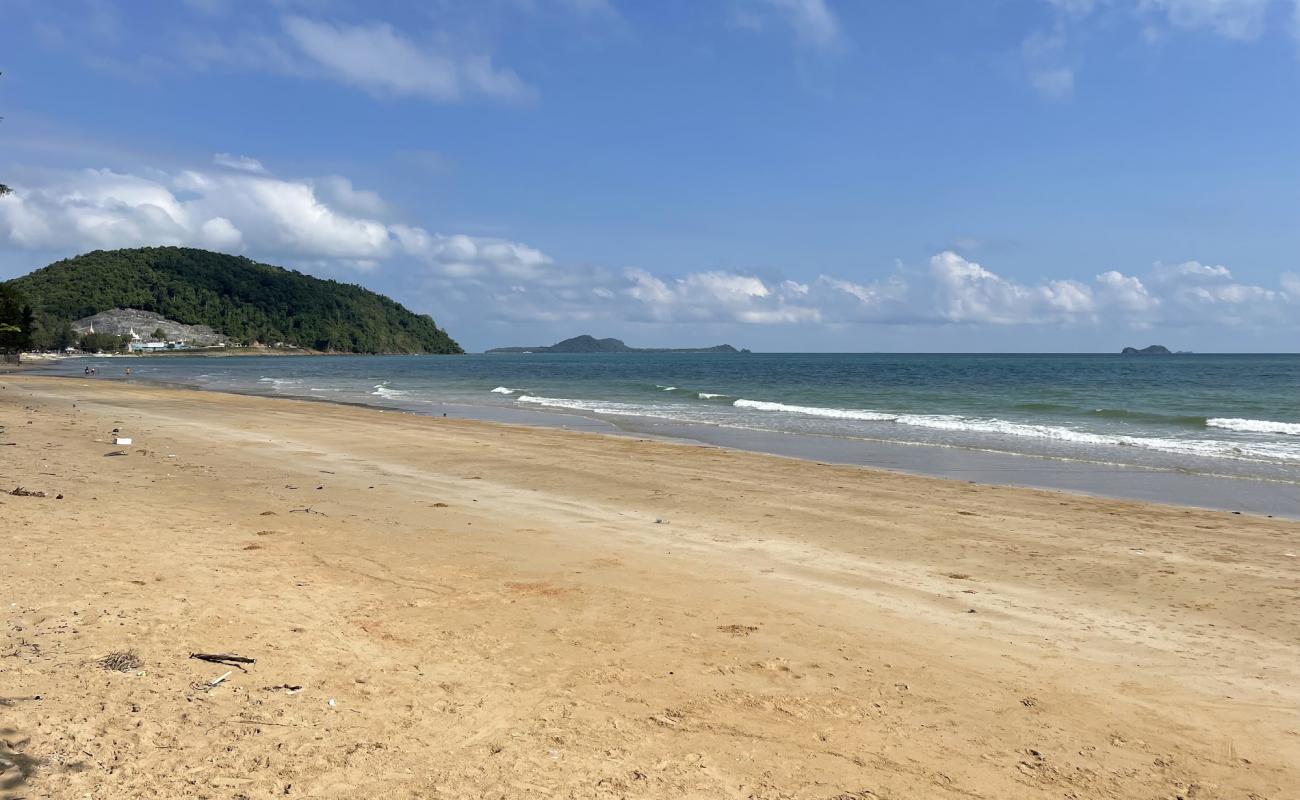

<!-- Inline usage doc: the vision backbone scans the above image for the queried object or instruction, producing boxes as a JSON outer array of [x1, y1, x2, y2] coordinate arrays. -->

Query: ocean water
[[43, 352, 1300, 487]]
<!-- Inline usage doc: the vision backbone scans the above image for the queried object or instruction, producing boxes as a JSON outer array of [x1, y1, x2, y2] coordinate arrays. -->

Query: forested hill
[[5, 247, 462, 354]]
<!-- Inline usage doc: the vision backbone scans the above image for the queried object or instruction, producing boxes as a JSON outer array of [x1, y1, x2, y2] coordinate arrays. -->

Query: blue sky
[[1, 0, 1298, 352]]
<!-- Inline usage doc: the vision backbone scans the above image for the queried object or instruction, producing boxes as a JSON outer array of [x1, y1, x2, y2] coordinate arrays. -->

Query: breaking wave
[[1207, 418, 1300, 436], [508, 392, 1300, 465], [371, 382, 408, 399], [733, 398, 896, 422], [730, 398, 1300, 463]]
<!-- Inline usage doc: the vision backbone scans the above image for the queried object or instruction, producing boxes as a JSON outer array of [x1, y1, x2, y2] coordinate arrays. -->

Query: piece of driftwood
[[190, 652, 256, 666]]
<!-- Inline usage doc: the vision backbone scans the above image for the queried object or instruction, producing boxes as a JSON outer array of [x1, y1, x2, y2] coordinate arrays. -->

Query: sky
[[1, 0, 1298, 352]]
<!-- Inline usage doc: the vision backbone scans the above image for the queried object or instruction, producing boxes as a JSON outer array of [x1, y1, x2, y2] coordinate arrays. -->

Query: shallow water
[[45, 353, 1300, 477]]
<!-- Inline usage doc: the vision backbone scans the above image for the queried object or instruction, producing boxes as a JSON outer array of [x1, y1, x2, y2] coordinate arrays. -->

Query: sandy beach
[[2, 375, 1297, 799]]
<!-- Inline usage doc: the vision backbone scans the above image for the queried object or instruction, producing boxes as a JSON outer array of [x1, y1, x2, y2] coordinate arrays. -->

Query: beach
[[2, 375, 1298, 798]]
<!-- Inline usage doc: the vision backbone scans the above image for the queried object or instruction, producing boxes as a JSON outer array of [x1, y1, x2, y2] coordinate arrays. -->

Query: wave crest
[[371, 382, 408, 399], [1207, 417, 1300, 436], [733, 398, 897, 422]]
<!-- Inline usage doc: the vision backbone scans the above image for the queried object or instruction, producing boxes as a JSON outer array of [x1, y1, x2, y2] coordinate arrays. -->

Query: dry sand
[[1, 375, 1297, 799]]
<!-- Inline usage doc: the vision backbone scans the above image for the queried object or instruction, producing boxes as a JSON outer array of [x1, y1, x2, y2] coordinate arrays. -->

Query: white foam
[[659, 386, 678, 392], [490, 386, 515, 394], [733, 398, 897, 422], [256, 377, 299, 392], [371, 382, 408, 399], [732, 398, 1300, 463], [1207, 417, 1300, 436], [507, 393, 1300, 465], [517, 394, 672, 418], [698, 393, 726, 399]]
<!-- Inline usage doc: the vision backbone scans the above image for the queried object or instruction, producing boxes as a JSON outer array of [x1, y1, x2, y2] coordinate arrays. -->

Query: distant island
[[487, 335, 747, 354], [1121, 345, 1173, 355], [3, 247, 462, 355]]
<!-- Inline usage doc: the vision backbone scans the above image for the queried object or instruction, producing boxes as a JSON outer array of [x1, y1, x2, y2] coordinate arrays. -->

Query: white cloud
[[1096, 270, 1159, 312], [1027, 0, 1300, 95], [1146, 260, 1290, 323], [1, 161, 1294, 332], [929, 251, 1096, 324], [739, 0, 843, 50], [280, 16, 535, 104], [213, 153, 268, 174], [0, 166, 391, 264], [198, 216, 242, 250], [1138, 0, 1276, 39], [1030, 67, 1076, 98], [1022, 27, 1076, 98], [313, 176, 387, 217]]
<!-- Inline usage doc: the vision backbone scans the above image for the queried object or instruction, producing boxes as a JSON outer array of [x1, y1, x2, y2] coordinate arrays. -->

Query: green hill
[[4, 247, 462, 354]]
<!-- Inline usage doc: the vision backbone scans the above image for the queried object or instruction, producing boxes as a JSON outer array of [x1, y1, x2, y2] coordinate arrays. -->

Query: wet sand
[[2, 375, 1298, 798]]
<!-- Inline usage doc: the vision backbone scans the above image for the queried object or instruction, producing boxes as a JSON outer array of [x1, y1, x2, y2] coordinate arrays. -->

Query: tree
[[0, 284, 34, 353], [53, 320, 77, 350], [78, 332, 128, 353], [152, 327, 167, 340]]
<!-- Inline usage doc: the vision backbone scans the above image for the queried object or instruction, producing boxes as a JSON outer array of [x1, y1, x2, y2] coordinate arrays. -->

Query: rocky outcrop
[[73, 309, 225, 345]]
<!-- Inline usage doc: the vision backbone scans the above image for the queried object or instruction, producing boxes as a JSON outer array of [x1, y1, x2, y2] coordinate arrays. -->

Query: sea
[[38, 352, 1300, 515]]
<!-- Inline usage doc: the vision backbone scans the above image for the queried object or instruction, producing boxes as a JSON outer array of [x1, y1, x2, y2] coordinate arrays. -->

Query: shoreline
[[26, 364, 1300, 519], [3, 374, 1298, 797]]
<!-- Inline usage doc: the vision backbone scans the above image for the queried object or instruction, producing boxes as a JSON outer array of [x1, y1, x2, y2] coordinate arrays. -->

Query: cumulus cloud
[[1146, 260, 1290, 323], [1, 159, 1294, 331], [0, 165, 390, 264], [929, 252, 1095, 324], [921, 253, 1293, 328], [312, 176, 387, 217]]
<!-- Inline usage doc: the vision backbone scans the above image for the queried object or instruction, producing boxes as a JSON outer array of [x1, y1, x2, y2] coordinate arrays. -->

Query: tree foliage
[[78, 332, 130, 353], [0, 284, 35, 353], [5, 247, 463, 354]]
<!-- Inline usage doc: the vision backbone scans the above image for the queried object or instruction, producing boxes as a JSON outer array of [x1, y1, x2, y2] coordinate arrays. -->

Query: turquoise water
[[46, 352, 1300, 483]]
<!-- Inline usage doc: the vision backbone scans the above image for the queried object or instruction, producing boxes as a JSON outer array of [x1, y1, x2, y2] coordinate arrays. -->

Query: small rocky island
[[487, 334, 746, 354], [1121, 345, 1173, 355]]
